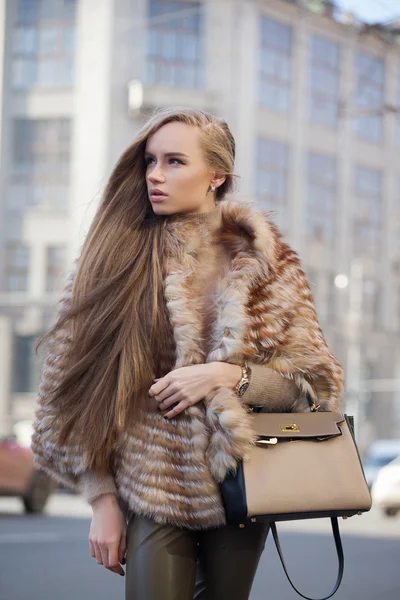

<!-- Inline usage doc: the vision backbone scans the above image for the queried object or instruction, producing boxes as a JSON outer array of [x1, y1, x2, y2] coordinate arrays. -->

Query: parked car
[[363, 439, 400, 489], [0, 435, 54, 513], [372, 456, 400, 517]]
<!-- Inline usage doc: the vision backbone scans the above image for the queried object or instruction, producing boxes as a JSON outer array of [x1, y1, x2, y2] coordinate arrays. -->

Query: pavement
[[0, 494, 399, 600]]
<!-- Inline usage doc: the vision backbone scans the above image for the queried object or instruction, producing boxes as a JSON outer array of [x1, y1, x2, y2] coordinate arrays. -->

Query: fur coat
[[31, 199, 343, 529]]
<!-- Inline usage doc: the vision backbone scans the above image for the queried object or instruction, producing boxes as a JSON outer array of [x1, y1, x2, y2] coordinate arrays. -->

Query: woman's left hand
[[149, 362, 242, 419]]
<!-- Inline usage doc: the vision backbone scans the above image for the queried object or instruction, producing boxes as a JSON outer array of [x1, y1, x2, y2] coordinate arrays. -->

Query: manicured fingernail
[[120, 573, 125, 577], [122, 557, 126, 565], [163, 415, 169, 420]]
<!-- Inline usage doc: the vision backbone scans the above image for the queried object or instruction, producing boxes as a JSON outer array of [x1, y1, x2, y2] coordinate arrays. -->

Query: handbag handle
[[270, 517, 344, 600]]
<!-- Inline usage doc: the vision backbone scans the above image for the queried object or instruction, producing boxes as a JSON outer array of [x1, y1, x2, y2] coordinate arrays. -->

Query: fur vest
[[31, 199, 343, 529]]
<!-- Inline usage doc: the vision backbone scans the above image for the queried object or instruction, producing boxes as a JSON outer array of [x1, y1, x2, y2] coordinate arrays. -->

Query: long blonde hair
[[36, 106, 236, 469]]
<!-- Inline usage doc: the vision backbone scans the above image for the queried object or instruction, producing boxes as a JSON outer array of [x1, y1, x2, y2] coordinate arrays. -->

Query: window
[[354, 52, 385, 142], [259, 16, 292, 112], [309, 35, 340, 128], [255, 137, 289, 230], [306, 152, 337, 244], [13, 334, 41, 393], [146, 1, 203, 88], [5, 244, 30, 292], [353, 166, 382, 257], [46, 246, 66, 292], [17, 0, 76, 22], [12, 0, 77, 89], [11, 118, 71, 211]]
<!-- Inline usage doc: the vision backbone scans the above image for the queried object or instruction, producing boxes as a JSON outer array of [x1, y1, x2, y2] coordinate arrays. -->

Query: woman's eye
[[145, 157, 155, 166], [169, 158, 185, 165]]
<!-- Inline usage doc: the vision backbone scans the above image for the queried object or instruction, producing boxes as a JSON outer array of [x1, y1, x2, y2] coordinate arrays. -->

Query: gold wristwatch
[[235, 362, 251, 397]]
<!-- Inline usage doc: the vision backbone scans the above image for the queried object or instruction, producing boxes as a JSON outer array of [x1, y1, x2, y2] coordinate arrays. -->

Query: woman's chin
[[151, 203, 176, 216]]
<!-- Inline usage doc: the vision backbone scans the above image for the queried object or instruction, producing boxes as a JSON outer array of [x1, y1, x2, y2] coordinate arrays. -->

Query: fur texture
[[31, 199, 343, 529]]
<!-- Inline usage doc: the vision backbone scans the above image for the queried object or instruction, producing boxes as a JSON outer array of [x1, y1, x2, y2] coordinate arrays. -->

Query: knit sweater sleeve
[[241, 362, 310, 412], [79, 471, 118, 505]]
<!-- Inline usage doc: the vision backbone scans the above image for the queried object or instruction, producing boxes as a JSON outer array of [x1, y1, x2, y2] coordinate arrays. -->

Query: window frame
[[258, 15, 293, 113], [308, 34, 341, 128], [146, 0, 204, 89]]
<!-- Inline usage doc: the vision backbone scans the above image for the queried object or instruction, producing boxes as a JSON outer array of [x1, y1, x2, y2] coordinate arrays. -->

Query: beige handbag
[[220, 410, 372, 600]]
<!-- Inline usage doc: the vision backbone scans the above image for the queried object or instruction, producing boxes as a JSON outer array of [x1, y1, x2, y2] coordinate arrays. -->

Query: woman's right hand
[[89, 494, 127, 576]]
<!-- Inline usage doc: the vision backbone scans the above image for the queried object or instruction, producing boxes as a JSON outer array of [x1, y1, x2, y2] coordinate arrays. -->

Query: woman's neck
[[167, 204, 222, 228]]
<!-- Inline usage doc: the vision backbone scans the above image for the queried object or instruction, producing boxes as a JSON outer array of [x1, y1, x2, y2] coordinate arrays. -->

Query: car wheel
[[22, 470, 54, 514], [383, 507, 398, 518]]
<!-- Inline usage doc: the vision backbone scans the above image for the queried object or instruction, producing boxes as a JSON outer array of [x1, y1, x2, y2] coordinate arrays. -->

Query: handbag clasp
[[255, 437, 278, 446], [280, 423, 300, 432]]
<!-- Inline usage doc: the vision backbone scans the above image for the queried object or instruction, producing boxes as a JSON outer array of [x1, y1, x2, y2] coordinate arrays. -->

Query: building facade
[[0, 0, 399, 448]]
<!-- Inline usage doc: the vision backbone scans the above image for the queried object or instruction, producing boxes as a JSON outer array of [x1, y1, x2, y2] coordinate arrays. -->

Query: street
[[0, 494, 399, 600]]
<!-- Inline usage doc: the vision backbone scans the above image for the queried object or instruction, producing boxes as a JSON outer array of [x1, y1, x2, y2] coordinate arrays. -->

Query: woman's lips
[[149, 191, 168, 201]]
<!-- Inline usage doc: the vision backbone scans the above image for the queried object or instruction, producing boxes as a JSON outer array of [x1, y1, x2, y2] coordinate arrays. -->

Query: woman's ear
[[210, 172, 226, 191]]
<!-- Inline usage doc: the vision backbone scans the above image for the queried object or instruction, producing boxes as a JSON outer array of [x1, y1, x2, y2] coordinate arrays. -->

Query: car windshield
[[365, 455, 399, 468]]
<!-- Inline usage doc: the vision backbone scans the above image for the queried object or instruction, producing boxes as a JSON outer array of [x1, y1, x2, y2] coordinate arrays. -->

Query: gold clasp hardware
[[255, 437, 278, 446], [280, 423, 300, 432]]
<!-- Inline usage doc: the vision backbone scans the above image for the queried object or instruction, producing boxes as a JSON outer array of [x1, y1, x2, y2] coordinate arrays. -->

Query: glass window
[[11, 118, 71, 211], [37, 59, 58, 86], [259, 17, 292, 112], [11, 59, 36, 88], [17, 0, 39, 24], [12, 27, 37, 54], [17, 0, 76, 24], [146, 1, 203, 89], [353, 166, 382, 257], [38, 28, 60, 53], [306, 152, 337, 243], [255, 137, 289, 230], [354, 52, 384, 142], [308, 35, 340, 128], [5, 244, 30, 292], [12, 0, 77, 89], [13, 335, 41, 393]]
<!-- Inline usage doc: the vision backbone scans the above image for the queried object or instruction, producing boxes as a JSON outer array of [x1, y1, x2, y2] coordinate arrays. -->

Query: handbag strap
[[270, 517, 344, 600]]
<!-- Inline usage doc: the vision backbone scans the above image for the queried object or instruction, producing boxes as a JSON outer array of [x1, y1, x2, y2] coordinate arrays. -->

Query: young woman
[[32, 107, 343, 600]]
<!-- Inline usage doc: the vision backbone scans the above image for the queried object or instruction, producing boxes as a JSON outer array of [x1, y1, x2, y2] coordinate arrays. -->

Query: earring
[[211, 186, 216, 193]]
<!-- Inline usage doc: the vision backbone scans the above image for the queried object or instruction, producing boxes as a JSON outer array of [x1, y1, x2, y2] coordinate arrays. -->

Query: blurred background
[[0, 1, 399, 599]]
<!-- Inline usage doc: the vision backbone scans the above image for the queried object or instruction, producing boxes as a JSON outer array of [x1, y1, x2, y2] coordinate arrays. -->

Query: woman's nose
[[147, 165, 165, 183]]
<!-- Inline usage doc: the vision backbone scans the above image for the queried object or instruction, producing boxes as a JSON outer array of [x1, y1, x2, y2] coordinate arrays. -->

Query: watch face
[[238, 381, 250, 396]]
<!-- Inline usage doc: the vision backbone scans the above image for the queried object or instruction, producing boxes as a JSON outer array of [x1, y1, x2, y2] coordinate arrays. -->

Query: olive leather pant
[[125, 514, 269, 600]]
